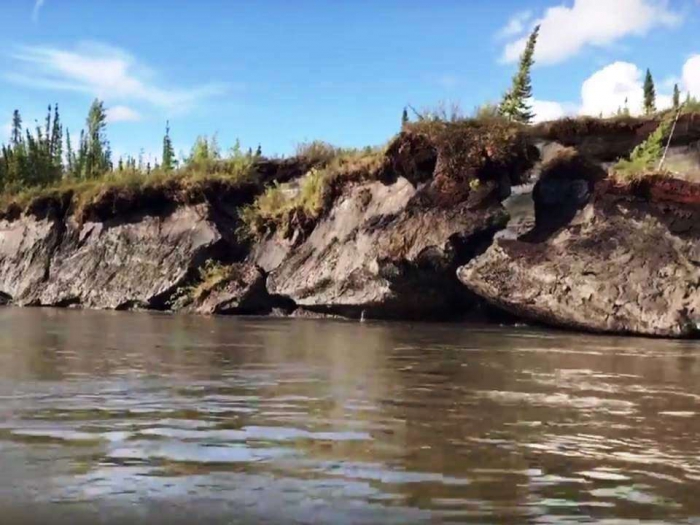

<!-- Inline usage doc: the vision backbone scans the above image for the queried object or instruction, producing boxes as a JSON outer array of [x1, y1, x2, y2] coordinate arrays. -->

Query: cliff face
[[459, 180, 700, 337], [252, 123, 534, 319], [0, 117, 698, 338], [256, 177, 508, 319], [0, 204, 230, 309]]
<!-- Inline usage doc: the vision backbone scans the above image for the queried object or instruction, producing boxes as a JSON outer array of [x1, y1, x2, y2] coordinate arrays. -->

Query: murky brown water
[[1, 308, 700, 524]]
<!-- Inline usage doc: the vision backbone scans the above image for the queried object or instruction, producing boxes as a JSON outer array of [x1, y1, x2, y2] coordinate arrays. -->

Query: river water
[[1, 308, 699, 524]]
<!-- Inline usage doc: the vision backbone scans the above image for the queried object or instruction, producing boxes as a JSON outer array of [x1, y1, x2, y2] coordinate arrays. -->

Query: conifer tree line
[[0, 99, 112, 192], [0, 99, 264, 194]]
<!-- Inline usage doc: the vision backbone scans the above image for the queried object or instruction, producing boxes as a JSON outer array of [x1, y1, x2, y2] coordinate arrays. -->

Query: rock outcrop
[[0, 158, 319, 311], [0, 203, 230, 309], [253, 121, 536, 319], [261, 178, 508, 319], [0, 214, 60, 304], [188, 263, 274, 315], [459, 178, 700, 337]]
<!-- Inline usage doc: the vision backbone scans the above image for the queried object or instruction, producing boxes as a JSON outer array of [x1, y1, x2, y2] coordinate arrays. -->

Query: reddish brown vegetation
[[599, 175, 700, 205]]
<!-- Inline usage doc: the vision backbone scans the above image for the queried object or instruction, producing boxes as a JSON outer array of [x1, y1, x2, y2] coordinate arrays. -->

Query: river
[[0, 308, 699, 524]]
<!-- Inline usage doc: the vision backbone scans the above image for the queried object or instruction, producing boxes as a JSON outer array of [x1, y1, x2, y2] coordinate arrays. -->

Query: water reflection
[[0, 307, 699, 524]]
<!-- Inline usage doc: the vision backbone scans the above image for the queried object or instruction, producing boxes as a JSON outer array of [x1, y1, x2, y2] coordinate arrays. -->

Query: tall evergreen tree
[[643, 69, 656, 115], [11, 110, 22, 146], [82, 99, 110, 179], [65, 128, 74, 177], [499, 25, 539, 124], [44, 105, 52, 154], [50, 104, 63, 168], [672, 84, 681, 110], [162, 121, 175, 171], [401, 107, 409, 127]]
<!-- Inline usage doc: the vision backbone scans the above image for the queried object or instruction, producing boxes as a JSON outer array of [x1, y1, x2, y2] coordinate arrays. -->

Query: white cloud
[[6, 42, 227, 113], [682, 55, 700, 97], [1, 121, 11, 142], [106, 105, 142, 123], [531, 99, 568, 122], [497, 11, 533, 39], [32, 0, 45, 22], [579, 61, 672, 116], [536, 57, 693, 119], [580, 62, 644, 115], [502, 0, 680, 65]]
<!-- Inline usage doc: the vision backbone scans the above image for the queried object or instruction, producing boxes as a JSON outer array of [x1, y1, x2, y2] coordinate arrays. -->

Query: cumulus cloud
[[580, 62, 644, 115], [1, 121, 11, 142], [497, 11, 533, 39], [6, 42, 227, 112], [579, 61, 672, 116], [531, 99, 569, 122], [106, 105, 142, 123], [32, 0, 45, 22], [533, 56, 698, 120], [502, 0, 680, 65], [682, 55, 700, 97]]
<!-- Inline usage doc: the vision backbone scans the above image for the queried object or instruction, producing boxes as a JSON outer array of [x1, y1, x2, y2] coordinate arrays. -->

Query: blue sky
[[0, 0, 699, 161]]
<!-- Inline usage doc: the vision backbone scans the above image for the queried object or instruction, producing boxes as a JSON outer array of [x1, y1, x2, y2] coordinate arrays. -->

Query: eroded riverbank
[[0, 117, 698, 337]]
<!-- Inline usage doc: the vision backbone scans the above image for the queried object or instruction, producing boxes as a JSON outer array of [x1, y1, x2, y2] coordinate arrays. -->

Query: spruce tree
[[672, 84, 681, 110], [255, 144, 262, 157], [499, 25, 539, 124], [11, 110, 22, 146], [65, 129, 75, 178], [162, 121, 175, 171], [50, 104, 62, 169], [44, 105, 52, 154], [83, 99, 110, 179], [401, 107, 409, 127], [643, 69, 656, 115]]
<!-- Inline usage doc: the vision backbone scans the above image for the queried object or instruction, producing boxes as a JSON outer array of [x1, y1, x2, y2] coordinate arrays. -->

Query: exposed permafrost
[[0, 120, 698, 338]]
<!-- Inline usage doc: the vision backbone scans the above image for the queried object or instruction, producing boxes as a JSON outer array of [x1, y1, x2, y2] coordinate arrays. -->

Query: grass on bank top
[[3, 109, 698, 225], [241, 145, 386, 239], [0, 152, 259, 220]]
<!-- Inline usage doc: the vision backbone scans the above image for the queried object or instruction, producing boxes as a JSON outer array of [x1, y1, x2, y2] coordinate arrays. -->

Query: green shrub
[[169, 260, 236, 309], [295, 141, 339, 166], [613, 117, 672, 180], [683, 96, 700, 114]]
